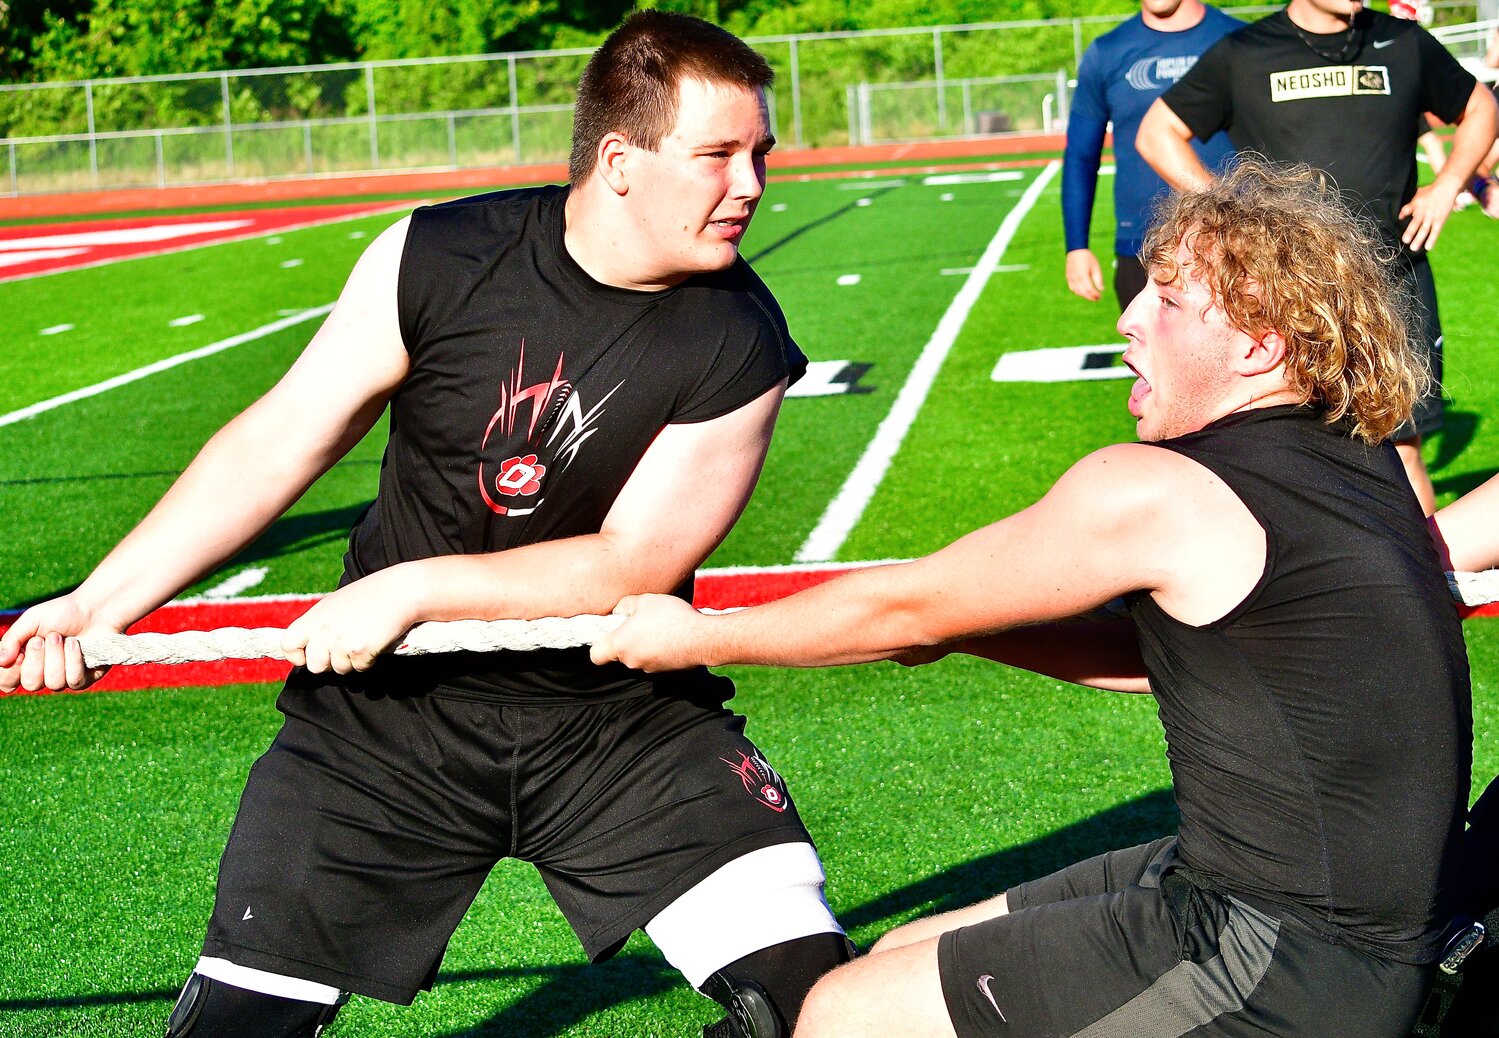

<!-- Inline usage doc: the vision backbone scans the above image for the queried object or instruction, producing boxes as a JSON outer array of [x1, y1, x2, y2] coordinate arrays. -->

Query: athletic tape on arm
[[73, 571, 1499, 667]]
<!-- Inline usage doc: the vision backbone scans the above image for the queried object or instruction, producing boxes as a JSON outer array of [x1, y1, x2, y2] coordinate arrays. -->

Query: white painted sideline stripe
[[202, 567, 269, 599], [0, 247, 90, 268], [0, 305, 333, 429], [922, 170, 1025, 186], [796, 160, 1060, 563], [0, 220, 251, 251], [992, 343, 1131, 383], [0, 201, 413, 286]]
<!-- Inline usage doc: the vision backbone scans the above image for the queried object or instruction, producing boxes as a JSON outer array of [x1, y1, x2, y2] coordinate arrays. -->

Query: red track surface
[[0, 200, 407, 280], [0, 134, 1067, 221]]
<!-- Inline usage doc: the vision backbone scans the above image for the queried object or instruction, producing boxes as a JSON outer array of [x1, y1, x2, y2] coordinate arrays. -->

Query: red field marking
[[0, 201, 408, 281], [0, 563, 887, 694], [3, 561, 1494, 695]]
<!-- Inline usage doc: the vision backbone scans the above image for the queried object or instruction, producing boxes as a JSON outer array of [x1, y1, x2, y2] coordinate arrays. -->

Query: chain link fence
[[0, 2, 1483, 197]]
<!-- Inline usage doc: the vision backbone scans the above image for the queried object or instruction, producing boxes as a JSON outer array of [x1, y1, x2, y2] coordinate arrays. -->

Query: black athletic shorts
[[937, 837, 1432, 1038], [1394, 256, 1443, 441], [201, 672, 814, 1004]]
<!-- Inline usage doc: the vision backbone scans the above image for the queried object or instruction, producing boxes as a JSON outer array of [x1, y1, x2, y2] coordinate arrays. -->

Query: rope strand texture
[[78, 614, 627, 667], [75, 569, 1499, 668]]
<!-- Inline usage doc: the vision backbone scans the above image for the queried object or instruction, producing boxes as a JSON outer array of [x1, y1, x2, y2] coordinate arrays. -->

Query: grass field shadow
[[435, 788, 1177, 1037], [1428, 408, 1481, 478], [5, 500, 373, 611]]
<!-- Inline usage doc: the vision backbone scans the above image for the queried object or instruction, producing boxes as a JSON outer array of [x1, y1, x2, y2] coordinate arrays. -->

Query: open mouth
[[1124, 359, 1151, 417], [709, 213, 749, 239]]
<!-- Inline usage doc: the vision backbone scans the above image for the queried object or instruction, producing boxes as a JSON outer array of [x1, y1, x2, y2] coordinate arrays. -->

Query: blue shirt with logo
[[1063, 7, 1241, 257]]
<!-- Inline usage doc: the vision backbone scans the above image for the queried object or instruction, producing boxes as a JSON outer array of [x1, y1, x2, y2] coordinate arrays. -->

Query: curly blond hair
[[1141, 157, 1429, 444]]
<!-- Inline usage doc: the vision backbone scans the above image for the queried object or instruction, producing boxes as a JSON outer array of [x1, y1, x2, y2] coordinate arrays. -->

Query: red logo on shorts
[[722, 750, 789, 813], [494, 454, 546, 497]]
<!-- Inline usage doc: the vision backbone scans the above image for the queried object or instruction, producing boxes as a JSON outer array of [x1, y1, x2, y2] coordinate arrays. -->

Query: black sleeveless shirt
[[1130, 405, 1471, 963], [341, 185, 805, 702]]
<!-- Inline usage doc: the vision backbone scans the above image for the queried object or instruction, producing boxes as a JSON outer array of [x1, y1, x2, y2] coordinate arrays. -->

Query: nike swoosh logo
[[1373, 38, 1394, 48], [977, 975, 1008, 1023]]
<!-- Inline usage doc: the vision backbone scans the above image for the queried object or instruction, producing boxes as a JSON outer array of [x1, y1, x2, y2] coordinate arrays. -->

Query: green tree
[[27, 0, 355, 80], [1, 0, 91, 80]]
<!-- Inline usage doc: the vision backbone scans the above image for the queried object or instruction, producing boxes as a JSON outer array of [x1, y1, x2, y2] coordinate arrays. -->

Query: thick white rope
[[1449, 569, 1499, 610], [70, 569, 1499, 668], [77, 614, 628, 667]]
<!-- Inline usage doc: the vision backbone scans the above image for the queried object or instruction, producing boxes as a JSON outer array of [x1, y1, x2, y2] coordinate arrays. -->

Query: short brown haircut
[[1142, 157, 1428, 444], [568, 10, 774, 187]]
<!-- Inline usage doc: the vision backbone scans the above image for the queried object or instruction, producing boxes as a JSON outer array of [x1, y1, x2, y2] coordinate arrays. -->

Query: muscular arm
[[279, 381, 787, 674], [593, 443, 1264, 694], [918, 617, 1149, 693], [1401, 82, 1499, 250], [1137, 99, 1215, 192], [0, 219, 412, 691], [1432, 471, 1499, 572]]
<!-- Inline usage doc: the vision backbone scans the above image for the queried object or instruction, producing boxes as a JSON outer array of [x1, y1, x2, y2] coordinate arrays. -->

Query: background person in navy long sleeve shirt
[[1063, 0, 1239, 309]]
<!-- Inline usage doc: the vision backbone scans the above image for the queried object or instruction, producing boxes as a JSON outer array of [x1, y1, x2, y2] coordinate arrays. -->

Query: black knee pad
[[164, 973, 347, 1038], [698, 932, 857, 1038]]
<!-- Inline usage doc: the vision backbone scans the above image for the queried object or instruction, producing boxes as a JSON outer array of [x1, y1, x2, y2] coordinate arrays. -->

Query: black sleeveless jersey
[[342, 184, 806, 702], [1130, 405, 1471, 963]]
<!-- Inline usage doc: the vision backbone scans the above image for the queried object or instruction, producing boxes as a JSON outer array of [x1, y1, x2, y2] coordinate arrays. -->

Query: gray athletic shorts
[[937, 837, 1432, 1038]]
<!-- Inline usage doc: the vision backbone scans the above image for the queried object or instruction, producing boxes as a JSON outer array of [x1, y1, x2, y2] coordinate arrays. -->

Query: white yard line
[[0, 305, 333, 428], [201, 567, 270, 599], [795, 160, 1060, 563]]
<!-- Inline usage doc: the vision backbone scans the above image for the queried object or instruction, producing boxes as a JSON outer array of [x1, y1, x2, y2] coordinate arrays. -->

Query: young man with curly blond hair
[[1135, 0, 1499, 514], [593, 159, 1472, 1038]]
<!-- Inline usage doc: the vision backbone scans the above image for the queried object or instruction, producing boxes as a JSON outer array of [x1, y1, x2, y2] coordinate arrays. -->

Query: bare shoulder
[[1051, 442, 1234, 520], [1052, 442, 1260, 563], [353, 216, 412, 280], [275, 215, 412, 404], [1055, 443, 1263, 623]]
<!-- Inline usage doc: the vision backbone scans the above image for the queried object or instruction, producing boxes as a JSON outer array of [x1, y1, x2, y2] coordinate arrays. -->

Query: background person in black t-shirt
[[0, 12, 852, 1038], [594, 161, 1471, 1038], [1135, 0, 1499, 515]]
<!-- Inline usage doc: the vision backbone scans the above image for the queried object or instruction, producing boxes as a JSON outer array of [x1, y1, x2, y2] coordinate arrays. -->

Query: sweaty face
[[1116, 242, 1252, 442], [623, 78, 773, 286]]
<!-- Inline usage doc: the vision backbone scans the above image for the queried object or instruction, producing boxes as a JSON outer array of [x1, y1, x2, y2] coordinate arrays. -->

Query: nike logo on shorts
[[1373, 38, 1394, 48], [977, 974, 1008, 1022]]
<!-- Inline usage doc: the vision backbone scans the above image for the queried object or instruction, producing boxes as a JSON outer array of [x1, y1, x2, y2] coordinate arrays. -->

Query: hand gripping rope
[[70, 569, 1499, 669], [76, 614, 629, 667]]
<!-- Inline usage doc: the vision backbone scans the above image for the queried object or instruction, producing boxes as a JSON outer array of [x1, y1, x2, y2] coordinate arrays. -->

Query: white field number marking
[[991, 344, 1132, 383]]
